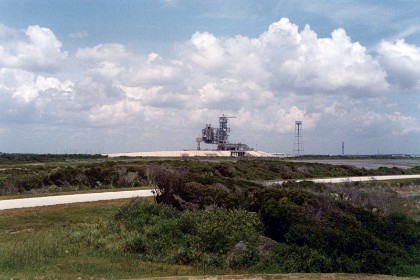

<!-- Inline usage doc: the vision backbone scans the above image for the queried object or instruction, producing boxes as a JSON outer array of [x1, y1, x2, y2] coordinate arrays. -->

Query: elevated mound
[[105, 150, 273, 158]]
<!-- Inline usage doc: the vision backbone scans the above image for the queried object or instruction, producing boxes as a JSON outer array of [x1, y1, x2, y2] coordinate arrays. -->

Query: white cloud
[[0, 68, 73, 104], [280, 26, 388, 93], [88, 100, 141, 126], [0, 25, 67, 72], [179, 18, 389, 98], [385, 112, 420, 135], [75, 44, 130, 63], [377, 39, 420, 89], [1, 18, 420, 153], [63, 18, 420, 142]]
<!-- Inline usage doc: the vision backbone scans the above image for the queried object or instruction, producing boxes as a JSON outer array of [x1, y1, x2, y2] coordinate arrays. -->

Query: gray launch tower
[[197, 115, 252, 151]]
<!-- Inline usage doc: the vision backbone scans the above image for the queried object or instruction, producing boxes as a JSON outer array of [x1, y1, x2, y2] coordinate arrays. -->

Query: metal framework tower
[[216, 115, 231, 145], [197, 115, 251, 151], [293, 121, 303, 156]]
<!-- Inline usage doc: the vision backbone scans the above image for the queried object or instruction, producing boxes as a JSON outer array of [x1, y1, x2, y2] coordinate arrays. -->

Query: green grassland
[[0, 154, 419, 279], [0, 200, 417, 280], [0, 199, 221, 279]]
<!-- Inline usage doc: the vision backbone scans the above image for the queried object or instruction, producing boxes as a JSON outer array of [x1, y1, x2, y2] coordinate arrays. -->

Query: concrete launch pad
[[105, 150, 274, 158]]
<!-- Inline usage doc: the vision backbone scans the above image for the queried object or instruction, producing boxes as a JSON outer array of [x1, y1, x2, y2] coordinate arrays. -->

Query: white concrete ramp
[[105, 150, 274, 158]]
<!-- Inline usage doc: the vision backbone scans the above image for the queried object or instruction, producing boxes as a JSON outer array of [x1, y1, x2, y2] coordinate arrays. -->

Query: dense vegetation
[[97, 165, 419, 276], [1, 155, 419, 277], [1, 201, 414, 280], [0, 153, 106, 165], [1, 155, 419, 196]]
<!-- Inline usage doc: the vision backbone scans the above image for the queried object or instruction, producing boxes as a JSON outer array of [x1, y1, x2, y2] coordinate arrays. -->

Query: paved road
[[0, 189, 154, 210], [1, 174, 419, 210], [263, 174, 420, 186]]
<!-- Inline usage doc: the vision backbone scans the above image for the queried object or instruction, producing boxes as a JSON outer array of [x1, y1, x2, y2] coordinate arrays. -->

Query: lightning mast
[[293, 121, 303, 156]]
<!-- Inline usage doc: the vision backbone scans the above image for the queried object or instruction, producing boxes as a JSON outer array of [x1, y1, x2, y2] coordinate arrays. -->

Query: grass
[[0, 199, 227, 279], [138, 274, 419, 279], [0, 156, 419, 279], [0, 199, 417, 280]]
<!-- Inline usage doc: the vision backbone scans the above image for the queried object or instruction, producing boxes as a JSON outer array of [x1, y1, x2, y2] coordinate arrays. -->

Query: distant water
[[290, 159, 420, 170]]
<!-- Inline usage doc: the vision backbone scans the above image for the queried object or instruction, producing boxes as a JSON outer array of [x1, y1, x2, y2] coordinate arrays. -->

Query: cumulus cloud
[[278, 25, 388, 93], [0, 25, 67, 72], [75, 44, 130, 63], [1, 18, 419, 153], [88, 100, 141, 126], [13, 75, 73, 103], [377, 39, 420, 89], [179, 18, 389, 98]]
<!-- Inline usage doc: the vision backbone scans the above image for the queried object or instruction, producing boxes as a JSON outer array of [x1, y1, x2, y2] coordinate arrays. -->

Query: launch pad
[[196, 115, 252, 152], [105, 115, 276, 158]]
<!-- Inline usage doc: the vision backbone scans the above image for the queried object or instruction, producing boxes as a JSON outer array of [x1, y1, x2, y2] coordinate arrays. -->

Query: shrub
[[257, 243, 333, 273], [146, 165, 187, 208], [113, 199, 262, 268]]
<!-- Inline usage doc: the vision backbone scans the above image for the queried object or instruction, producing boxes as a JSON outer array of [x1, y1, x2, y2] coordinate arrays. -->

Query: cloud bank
[[0, 18, 419, 153]]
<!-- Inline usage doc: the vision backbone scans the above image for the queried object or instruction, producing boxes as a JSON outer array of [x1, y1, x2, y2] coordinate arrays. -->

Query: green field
[[0, 199, 215, 279], [0, 154, 419, 279], [0, 200, 417, 280]]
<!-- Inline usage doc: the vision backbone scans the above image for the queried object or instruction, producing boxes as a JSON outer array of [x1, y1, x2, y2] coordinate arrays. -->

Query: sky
[[0, 0, 419, 155]]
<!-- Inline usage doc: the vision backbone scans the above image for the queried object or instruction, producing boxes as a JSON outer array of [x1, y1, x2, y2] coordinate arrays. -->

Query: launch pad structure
[[104, 114, 278, 158], [196, 115, 252, 155]]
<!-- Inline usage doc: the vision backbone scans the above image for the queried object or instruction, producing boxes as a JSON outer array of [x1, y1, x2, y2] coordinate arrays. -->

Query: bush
[[256, 243, 333, 273], [113, 199, 263, 268]]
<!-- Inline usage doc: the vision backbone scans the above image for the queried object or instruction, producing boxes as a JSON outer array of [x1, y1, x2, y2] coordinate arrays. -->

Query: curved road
[[1, 174, 419, 210]]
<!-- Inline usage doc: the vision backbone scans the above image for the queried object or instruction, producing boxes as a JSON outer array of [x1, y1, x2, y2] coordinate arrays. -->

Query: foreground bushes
[[131, 166, 420, 275], [101, 190, 420, 275], [1, 156, 419, 277], [113, 199, 263, 268]]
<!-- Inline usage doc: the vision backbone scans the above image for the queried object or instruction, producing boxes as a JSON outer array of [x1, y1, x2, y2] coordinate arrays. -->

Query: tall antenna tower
[[293, 121, 303, 156]]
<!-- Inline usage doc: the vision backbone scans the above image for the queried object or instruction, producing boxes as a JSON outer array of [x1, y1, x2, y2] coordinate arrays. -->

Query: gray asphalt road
[[1, 174, 419, 210]]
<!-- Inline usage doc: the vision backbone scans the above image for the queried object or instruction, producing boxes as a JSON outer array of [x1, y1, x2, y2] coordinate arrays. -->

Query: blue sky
[[0, 0, 419, 154]]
